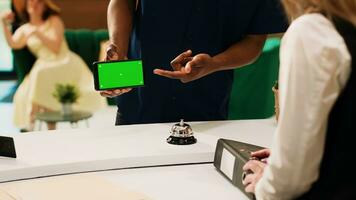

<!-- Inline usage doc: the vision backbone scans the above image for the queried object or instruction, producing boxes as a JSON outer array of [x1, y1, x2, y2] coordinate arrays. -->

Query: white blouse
[[255, 14, 352, 200]]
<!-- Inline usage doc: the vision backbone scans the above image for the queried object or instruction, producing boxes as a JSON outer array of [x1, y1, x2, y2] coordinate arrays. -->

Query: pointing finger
[[153, 69, 187, 79]]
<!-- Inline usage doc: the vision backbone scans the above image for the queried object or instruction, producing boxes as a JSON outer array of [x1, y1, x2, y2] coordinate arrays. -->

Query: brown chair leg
[[32, 103, 57, 130], [46, 122, 57, 130]]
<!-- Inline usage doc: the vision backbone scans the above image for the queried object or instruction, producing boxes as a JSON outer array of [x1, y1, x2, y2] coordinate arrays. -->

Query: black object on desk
[[0, 136, 17, 158], [214, 139, 264, 200]]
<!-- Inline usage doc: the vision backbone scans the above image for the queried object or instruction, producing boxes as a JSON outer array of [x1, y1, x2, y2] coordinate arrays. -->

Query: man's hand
[[100, 43, 132, 98], [153, 50, 217, 83], [100, 88, 132, 98], [242, 160, 267, 194]]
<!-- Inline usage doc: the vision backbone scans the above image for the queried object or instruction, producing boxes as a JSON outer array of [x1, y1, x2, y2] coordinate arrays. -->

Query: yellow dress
[[13, 20, 107, 128]]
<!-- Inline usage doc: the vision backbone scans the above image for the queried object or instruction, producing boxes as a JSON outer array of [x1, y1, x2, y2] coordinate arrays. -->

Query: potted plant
[[272, 81, 279, 122], [53, 83, 80, 116]]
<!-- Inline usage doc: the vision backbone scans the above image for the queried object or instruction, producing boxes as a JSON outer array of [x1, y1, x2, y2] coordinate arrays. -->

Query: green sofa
[[13, 31, 280, 119]]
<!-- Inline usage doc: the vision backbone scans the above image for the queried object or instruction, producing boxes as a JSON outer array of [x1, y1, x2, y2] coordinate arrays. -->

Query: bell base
[[167, 136, 197, 145]]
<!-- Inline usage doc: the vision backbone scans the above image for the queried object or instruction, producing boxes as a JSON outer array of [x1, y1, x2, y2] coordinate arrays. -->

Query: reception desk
[[0, 119, 276, 199]]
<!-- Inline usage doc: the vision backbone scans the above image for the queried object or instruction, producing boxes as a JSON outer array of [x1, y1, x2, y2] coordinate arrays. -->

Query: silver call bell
[[167, 119, 197, 145]]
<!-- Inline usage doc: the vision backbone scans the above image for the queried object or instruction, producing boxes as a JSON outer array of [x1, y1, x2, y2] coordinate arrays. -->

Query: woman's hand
[[241, 148, 271, 193], [153, 50, 218, 83], [99, 43, 132, 98], [1, 11, 15, 24], [251, 149, 271, 163], [242, 160, 267, 193]]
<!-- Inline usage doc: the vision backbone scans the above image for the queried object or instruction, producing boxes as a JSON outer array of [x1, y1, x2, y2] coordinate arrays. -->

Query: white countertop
[[96, 163, 250, 200], [0, 119, 276, 183], [0, 164, 250, 200]]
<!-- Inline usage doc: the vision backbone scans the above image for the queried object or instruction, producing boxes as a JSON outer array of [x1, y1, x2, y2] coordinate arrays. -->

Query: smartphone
[[93, 59, 145, 91]]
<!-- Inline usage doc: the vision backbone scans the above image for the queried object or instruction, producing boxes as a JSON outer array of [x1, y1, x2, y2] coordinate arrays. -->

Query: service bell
[[167, 119, 197, 145]]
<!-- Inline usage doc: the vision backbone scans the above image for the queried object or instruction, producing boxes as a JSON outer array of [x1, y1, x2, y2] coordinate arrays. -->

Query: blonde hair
[[282, 0, 356, 26]]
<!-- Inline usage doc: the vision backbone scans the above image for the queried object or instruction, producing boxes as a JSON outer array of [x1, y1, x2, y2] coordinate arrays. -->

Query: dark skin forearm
[[211, 34, 267, 72], [107, 0, 136, 58], [154, 34, 267, 83], [100, 0, 136, 98]]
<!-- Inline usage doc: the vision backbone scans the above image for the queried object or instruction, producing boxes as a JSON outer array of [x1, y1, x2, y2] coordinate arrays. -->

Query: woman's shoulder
[[48, 15, 63, 23], [283, 13, 351, 80], [17, 22, 31, 30], [287, 13, 343, 46], [285, 13, 348, 57], [14, 22, 32, 34], [46, 15, 65, 28], [292, 13, 332, 29]]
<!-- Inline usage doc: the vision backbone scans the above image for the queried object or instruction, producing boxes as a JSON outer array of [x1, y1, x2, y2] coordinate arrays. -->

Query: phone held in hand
[[93, 59, 145, 91]]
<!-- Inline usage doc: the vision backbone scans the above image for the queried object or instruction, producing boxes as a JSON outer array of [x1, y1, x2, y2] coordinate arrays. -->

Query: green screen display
[[98, 60, 144, 90]]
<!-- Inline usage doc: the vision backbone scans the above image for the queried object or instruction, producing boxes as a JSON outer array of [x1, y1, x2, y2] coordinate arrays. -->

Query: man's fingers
[[100, 89, 132, 98], [112, 89, 132, 95], [121, 88, 132, 93], [185, 55, 208, 73], [100, 90, 117, 98], [174, 50, 193, 63], [185, 61, 193, 73], [171, 50, 193, 68], [106, 51, 119, 61], [101, 90, 113, 95], [184, 57, 200, 73], [185, 59, 200, 73], [105, 44, 120, 61], [113, 89, 123, 94], [100, 91, 113, 98], [174, 57, 193, 72], [153, 69, 187, 79]]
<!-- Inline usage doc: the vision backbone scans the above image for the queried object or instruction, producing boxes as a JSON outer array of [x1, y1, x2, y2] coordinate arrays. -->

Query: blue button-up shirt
[[117, 0, 288, 124]]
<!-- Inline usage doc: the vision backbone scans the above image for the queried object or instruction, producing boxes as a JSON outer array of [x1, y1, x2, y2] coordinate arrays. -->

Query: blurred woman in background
[[243, 0, 355, 199], [1, 0, 106, 131]]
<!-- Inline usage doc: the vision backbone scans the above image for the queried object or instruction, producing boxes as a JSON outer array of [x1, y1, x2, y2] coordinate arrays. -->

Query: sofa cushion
[[65, 29, 109, 71]]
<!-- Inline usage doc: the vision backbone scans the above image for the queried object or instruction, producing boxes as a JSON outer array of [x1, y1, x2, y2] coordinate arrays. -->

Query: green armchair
[[12, 29, 115, 105]]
